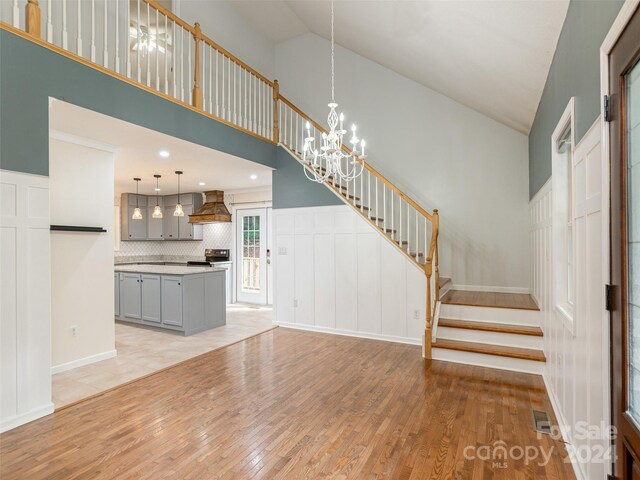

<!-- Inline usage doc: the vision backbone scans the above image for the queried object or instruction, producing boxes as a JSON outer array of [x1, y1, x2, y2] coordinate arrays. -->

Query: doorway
[[236, 207, 272, 305], [610, 4, 640, 478]]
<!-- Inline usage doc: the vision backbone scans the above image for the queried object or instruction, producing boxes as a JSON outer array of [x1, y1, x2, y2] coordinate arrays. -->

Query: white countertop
[[115, 264, 225, 275]]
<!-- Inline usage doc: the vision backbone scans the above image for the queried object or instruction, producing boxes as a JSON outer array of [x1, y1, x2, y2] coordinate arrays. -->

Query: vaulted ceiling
[[230, 0, 569, 134]]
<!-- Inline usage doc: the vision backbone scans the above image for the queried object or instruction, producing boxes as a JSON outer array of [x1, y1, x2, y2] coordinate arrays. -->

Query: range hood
[[188, 190, 232, 224]]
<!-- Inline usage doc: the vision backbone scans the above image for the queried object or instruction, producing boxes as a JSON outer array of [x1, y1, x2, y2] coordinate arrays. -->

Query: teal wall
[[272, 147, 343, 209], [0, 29, 276, 176], [528, 0, 623, 198]]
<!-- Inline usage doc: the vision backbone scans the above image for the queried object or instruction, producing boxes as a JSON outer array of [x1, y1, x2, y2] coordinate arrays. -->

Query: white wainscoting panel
[[274, 205, 426, 345], [0, 170, 53, 432], [531, 120, 608, 480]]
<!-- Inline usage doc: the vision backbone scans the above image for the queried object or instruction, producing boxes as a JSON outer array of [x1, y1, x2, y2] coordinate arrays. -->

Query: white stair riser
[[440, 304, 542, 326], [437, 327, 543, 350], [432, 348, 544, 375], [439, 282, 453, 299]]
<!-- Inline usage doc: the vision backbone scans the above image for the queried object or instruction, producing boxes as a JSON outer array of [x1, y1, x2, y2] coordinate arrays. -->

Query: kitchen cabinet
[[163, 207, 179, 239], [114, 273, 120, 317], [141, 274, 161, 323], [121, 192, 203, 241], [121, 194, 148, 241], [147, 197, 164, 240], [121, 273, 142, 320], [115, 265, 226, 335], [161, 276, 183, 327]]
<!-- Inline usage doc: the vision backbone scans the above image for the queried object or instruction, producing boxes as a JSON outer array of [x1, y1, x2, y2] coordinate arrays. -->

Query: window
[[551, 98, 575, 333]]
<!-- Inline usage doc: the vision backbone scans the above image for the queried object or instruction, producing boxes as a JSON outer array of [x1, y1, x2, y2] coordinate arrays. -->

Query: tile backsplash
[[115, 223, 232, 258]]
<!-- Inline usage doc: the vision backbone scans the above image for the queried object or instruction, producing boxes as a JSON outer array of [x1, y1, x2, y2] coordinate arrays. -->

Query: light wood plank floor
[[53, 304, 275, 409], [0, 328, 574, 479], [441, 289, 540, 310]]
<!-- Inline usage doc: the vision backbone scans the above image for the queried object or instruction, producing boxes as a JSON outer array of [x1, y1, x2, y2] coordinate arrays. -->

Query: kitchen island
[[114, 264, 226, 336]]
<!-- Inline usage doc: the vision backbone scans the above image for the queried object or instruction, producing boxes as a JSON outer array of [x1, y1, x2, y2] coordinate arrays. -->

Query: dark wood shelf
[[50, 225, 107, 233]]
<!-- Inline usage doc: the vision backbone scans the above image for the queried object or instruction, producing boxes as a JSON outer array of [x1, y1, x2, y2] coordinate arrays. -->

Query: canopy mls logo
[[463, 421, 617, 469]]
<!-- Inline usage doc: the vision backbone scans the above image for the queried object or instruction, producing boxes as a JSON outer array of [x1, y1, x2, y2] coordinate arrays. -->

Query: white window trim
[[551, 97, 576, 336]]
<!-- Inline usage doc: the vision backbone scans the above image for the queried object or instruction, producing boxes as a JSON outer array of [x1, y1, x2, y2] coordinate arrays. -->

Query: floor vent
[[532, 410, 552, 435]]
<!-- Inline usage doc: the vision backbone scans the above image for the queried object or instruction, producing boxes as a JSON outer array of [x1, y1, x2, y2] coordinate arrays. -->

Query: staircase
[[4, 0, 549, 370], [276, 98, 442, 356], [433, 290, 545, 374]]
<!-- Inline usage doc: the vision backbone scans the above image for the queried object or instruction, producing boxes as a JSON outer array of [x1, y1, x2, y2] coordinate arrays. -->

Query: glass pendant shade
[[152, 174, 163, 218], [132, 177, 143, 220], [174, 203, 184, 217]]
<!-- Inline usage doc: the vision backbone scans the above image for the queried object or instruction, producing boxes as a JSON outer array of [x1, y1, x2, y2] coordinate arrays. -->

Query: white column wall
[[0, 170, 53, 432], [531, 120, 608, 480]]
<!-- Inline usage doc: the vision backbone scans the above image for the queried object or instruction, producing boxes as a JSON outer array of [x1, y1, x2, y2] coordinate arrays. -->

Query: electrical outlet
[[278, 247, 287, 255], [413, 309, 420, 320], [71, 326, 78, 337], [294, 299, 298, 308]]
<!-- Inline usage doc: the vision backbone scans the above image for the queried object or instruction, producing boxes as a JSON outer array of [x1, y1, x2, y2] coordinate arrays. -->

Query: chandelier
[[302, 0, 366, 183]]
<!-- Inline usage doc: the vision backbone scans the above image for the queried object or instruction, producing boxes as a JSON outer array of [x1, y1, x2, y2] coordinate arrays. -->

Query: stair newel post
[[273, 80, 280, 143], [424, 256, 433, 360], [433, 209, 440, 301], [192, 22, 202, 109], [25, 0, 41, 38]]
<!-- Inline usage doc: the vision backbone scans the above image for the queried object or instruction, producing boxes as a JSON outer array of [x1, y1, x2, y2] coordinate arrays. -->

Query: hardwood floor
[[0, 328, 574, 479], [441, 289, 540, 310]]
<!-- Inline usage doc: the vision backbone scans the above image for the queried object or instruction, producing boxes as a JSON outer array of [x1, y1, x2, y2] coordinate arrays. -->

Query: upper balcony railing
[[1, 0, 441, 358]]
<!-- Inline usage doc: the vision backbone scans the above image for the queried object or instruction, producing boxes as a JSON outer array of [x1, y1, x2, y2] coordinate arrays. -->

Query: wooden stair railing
[[2, 0, 440, 360]]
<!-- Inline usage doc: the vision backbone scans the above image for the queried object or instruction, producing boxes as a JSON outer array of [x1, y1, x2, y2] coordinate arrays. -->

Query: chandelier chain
[[331, 0, 335, 103]]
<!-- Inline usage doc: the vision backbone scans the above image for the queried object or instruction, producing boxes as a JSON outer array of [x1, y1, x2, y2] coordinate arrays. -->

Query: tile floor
[[52, 304, 275, 408]]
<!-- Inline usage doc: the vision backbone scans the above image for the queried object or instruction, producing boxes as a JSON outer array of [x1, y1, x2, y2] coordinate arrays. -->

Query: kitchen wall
[[528, 0, 623, 198], [50, 135, 116, 372], [115, 223, 232, 257], [275, 33, 530, 292]]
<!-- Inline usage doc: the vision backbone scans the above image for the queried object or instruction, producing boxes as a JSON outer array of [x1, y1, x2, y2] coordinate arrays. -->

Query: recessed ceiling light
[[159, 150, 170, 158], [155, 188, 161, 192], [199, 182, 206, 186], [250, 174, 257, 180]]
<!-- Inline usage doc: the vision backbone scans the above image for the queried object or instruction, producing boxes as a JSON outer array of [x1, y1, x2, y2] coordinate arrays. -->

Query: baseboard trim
[[274, 322, 421, 347], [51, 349, 117, 375], [0, 403, 55, 433], [451, 284, 531, 295], [542, 373, 587, 480]]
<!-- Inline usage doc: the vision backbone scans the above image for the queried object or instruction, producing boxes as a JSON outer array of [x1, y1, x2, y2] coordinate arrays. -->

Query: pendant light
[[152, 174, 163, 219], [174, 171, 184, 217], [132, 178, 143, 220]]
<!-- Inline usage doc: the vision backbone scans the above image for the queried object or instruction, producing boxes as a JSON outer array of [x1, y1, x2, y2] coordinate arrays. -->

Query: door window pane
[[242, 215, 260, 291], [627, 59, 640, 425]]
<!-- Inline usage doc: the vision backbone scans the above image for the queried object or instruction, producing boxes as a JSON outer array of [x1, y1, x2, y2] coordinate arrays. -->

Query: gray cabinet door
[[161, 276, 183, 327], [163, 207, 179, 240], [114, 273, 120, 317], [122, 273, 142, 319], [127, 206, 147, 240], [141, 274, 161, 323], [178, 204, 193, 240], [147, 208, 164, 240]]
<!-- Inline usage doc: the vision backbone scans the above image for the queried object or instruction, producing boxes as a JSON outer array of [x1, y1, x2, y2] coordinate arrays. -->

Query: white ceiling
[[230, 0, 569, 134], [49, 100, 273, 196]]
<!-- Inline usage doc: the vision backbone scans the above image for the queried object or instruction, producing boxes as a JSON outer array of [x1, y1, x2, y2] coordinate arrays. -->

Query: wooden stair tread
[[438, 319, 543, 337], [441, 290, 539, 311], [433, 339, 546, 362]]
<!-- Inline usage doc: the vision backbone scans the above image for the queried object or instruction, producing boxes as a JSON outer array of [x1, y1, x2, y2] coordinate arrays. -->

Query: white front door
[[236, 208, 268, 304]]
